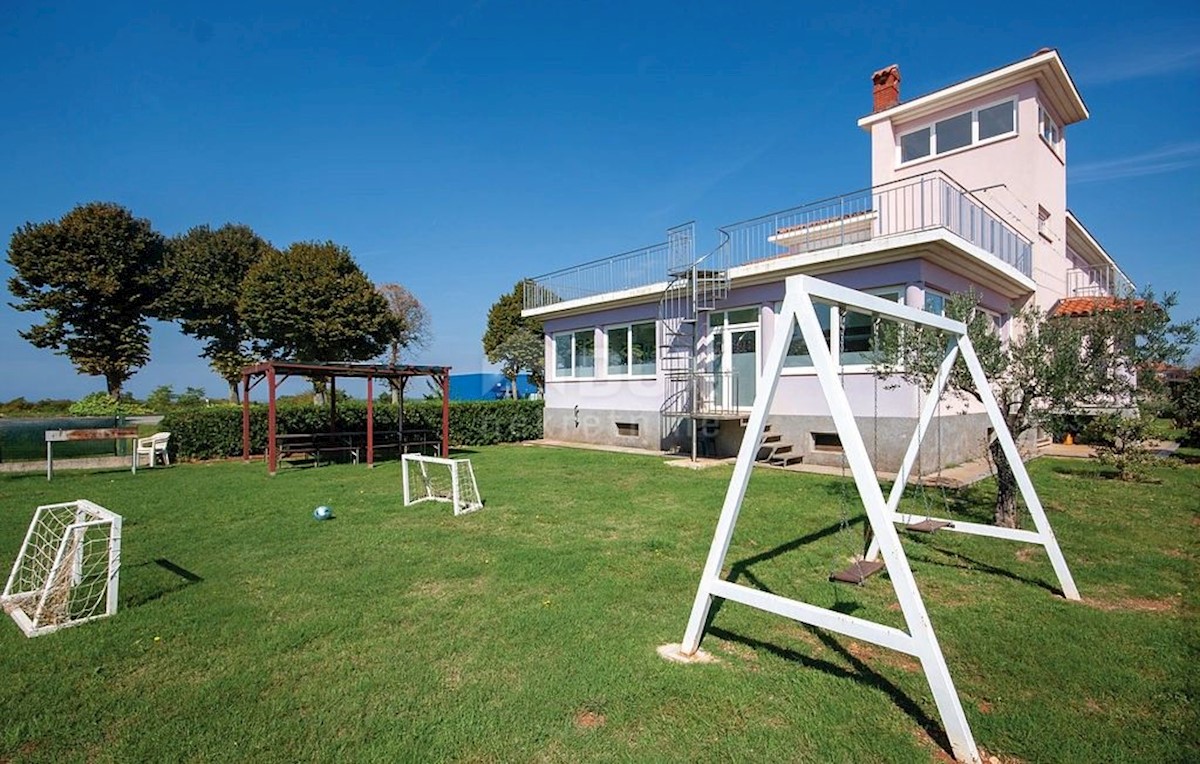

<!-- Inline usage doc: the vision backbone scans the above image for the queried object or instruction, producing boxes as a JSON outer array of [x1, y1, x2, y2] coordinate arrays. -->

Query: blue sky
[[2, 1, 1198, 400]]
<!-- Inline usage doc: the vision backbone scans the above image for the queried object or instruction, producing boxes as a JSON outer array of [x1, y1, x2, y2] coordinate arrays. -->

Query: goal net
[[2, 500, 122, 637], [402, 454, 483, 516]]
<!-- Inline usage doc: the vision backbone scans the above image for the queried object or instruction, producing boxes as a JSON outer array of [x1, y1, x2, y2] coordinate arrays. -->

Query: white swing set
[[673, 275, 1079, 764]]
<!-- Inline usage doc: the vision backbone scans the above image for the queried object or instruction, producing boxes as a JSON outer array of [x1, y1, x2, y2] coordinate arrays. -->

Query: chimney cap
[[872, 64, 900, 84]]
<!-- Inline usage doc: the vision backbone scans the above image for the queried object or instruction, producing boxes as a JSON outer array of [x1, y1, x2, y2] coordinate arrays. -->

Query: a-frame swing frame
[[677, 275, 1080, 764]]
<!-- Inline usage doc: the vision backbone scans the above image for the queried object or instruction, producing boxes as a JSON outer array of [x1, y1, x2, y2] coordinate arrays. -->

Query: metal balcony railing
[[718, 171, 1032, 277], [524, 170, 1033, 311], [1066, 264, 1134, 297], [662, 371, 746, 418]]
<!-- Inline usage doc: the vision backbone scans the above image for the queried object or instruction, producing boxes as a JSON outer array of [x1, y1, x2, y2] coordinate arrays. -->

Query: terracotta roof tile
[[1050, 296, 1145, 318]]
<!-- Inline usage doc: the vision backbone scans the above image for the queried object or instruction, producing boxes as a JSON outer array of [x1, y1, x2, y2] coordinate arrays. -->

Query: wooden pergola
[[240, 361, 451, 475]]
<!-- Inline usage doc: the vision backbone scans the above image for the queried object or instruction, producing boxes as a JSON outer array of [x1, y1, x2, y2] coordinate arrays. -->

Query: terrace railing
[[718, 170, 1032, 278], [524, 170, 1033, 311], [1066, 264, 1134, 297]]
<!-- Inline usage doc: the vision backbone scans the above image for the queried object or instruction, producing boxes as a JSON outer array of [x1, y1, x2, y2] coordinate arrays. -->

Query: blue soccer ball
[[313, 505, 333, 521]]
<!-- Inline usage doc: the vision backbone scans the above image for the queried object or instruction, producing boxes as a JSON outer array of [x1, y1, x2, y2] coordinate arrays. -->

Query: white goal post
[[2, 500, 122, 638], [402, 454, 483, 516], [676, 275, 1079, 764]]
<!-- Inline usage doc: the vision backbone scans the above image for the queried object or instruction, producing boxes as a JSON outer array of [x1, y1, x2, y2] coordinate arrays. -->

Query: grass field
[[0, 446, 1195, 763]]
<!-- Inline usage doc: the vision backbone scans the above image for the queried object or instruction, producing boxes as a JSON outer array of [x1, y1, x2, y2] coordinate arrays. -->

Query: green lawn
[[0, 447, 1195, 763]]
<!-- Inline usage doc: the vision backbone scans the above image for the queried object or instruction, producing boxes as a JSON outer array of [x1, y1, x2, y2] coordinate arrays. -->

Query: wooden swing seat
[[829, 559, 885, 585], [906, 519, 953, 534]]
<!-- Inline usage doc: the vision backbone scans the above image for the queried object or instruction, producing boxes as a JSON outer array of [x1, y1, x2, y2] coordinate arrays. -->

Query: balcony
[[1066, 264, 1134, 297], [524, 170, 1033, 312]]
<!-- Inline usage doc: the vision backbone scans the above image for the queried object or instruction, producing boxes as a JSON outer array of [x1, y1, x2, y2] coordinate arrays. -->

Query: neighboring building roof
[[858, 49, 1088, 131], [1050, 296, 1146, 317]]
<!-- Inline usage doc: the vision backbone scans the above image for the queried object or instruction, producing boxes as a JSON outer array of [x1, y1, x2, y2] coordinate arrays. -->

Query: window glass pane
[[900, 127, 931, 163], [784, 303, 831, 368], [924, 292, 946, 316], [607, 327, 629, 375], [631, 322, 656, 375], [935, 112, 972, 154], [727, 307, 758, 325], [555, 335, 573, 377], [574, 330, 594, 376], [978, 101, 1014, 140], [841, 309, 875, 364]]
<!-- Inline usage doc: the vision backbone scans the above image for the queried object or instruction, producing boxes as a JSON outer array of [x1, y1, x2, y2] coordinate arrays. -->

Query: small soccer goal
[[2, 500, 122, 638], [402, 454, 483, 516]]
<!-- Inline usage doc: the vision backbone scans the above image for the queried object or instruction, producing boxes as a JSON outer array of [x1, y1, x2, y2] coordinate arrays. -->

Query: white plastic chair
[[136, 432, 171, 467]]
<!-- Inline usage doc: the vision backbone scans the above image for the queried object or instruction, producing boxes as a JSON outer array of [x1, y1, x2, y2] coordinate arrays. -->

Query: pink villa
[[521, 49, 1132, 469]]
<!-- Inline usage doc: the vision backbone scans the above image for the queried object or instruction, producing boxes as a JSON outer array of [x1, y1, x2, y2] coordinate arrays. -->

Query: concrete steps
[[757, 426, 803, 467]]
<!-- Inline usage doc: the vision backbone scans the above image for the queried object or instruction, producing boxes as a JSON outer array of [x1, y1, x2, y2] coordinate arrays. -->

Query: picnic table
[[45, 427, 139, 481]]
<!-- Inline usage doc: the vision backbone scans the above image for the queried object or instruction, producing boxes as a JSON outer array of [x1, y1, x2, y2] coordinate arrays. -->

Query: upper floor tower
[[858, 50, 1089, 304]]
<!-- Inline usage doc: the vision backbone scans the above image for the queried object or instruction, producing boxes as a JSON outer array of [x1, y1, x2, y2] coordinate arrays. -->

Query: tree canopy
[[6, 202, 166, 397], [877, 289, 1196, 526], [483, 281, 544, 397], [239, 241, 395, 365], [158, 223, 275, 400]]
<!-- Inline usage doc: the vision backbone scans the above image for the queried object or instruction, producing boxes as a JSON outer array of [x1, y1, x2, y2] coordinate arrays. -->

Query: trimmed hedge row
[[160, 400, 544, 461]]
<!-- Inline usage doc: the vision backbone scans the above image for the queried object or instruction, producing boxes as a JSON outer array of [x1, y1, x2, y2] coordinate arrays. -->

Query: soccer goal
[[2, 500, 122, 638], [402, 454, 483, 516]]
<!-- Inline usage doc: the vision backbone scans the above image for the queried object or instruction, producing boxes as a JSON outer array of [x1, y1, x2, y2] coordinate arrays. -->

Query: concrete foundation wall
[[544, 406, 665, 451]]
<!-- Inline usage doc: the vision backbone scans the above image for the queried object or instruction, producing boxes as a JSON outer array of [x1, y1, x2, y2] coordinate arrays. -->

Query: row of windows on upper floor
[[897, 97, 1063, 166], [551, 289, 1008, 380]]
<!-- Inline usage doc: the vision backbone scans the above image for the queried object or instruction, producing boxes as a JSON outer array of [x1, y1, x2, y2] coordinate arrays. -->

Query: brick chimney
[[872, 64, 900, 113]]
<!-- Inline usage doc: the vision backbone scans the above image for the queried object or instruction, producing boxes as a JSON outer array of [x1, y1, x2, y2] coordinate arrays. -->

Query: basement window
[[616, 422, 640, 437], [812, 432, 843, 452]]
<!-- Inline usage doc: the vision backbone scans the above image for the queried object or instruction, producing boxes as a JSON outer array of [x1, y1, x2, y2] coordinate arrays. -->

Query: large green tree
[[879, 290, 1195, 527], [483, 281, 544, 398], [240, 240, 396, 372], [7, 202, 166, 397], [158, 223, 275, 401]]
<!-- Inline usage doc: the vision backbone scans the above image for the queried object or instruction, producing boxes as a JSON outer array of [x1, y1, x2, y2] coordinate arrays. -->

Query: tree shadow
[[123, 558, 204, 607]]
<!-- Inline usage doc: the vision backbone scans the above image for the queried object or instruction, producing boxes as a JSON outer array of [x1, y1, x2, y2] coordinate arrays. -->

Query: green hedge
[[161, 400, 544, 461]]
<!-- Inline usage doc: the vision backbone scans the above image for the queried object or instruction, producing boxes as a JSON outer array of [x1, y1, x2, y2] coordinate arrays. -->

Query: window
[[710, 307, 759, 327], [782, 289, 902, 369], [784, 303, 832, 368], [1039, 105, 1061, 147], [978, 100, 1015, 140], [1037, 206, 1050, 240], [898, 98, 1017, 165], [935, 112, 972, 154], [607, 321, 656, 376], [900, 127, 932, 163], [812, 432, 843, 452], [554, 329, 595, 378], [923, 289, 948, 316]]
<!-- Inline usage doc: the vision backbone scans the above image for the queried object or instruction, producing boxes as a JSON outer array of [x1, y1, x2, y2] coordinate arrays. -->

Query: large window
[[554, 329, 595, 378], [783, 289, 902, 369], [898, 98, 1017, 165], [607, 321, 656, 376]]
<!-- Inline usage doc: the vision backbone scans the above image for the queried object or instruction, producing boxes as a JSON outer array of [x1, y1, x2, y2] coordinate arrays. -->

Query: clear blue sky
[[2, 1, 1198, 400]]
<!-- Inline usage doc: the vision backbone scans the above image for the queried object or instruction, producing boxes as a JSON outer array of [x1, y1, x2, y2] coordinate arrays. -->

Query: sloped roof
[[1050, 296, 1146, 318]]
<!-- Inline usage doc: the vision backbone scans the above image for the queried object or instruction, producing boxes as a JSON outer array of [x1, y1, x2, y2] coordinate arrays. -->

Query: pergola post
[[440, 372, 450, 458], [366, 376, 375, 467], [329, 377, 337, 433], [241, 374, 251, 462], [399, 377, 406, 453], [267, 365, 278, 476]]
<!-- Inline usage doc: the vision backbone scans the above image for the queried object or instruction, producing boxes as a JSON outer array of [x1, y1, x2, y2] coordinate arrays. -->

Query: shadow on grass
[[904, 536, 1063, 598], [705, 624, 953, 756], [123, 558, 204, 607]]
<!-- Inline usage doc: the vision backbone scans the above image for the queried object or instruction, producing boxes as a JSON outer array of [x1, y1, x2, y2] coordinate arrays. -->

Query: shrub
[[161, 400, 543, 461], [1171, 368, 1200, 447], [1083, 411, 1163, 482], [68, 391, 151, 416]]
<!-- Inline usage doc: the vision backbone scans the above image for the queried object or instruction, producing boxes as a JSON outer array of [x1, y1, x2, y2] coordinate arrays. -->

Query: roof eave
[[857, 50, 1089, 132]]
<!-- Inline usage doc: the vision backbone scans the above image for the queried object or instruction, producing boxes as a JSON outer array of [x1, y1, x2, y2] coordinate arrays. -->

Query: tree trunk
[[510, 377, 517, 400], [311, 378, 325, 406], [990, 438, 1020, 528], [227, 380, 239, 404], [105, 373, 122, 400]]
